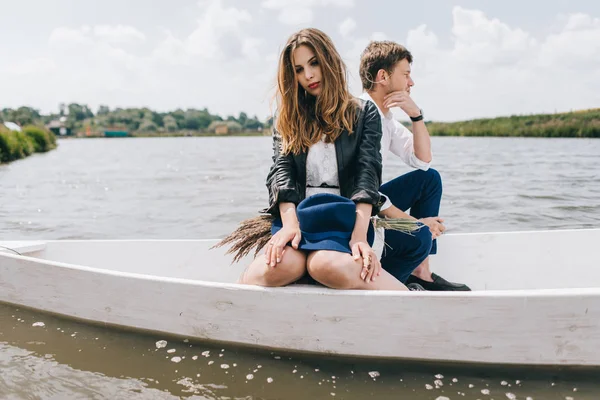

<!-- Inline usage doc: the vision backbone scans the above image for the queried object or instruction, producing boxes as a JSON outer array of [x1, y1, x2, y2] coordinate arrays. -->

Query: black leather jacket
[[265, 99, 383, 217]]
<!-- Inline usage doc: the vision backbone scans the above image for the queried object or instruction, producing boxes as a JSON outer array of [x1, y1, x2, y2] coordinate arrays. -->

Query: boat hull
[[2, 231, 600, 366]]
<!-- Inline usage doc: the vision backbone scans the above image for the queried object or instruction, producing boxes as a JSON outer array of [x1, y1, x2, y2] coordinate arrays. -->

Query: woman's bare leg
[[238, 247, 307, 287], [306, 250, 408, 290]]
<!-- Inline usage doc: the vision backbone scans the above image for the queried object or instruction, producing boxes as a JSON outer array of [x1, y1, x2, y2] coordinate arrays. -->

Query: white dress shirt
[[359, 92, 432, 211]]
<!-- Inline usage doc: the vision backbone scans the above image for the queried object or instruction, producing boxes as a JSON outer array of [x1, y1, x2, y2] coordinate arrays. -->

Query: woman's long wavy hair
[[275, 28, 358, 155]]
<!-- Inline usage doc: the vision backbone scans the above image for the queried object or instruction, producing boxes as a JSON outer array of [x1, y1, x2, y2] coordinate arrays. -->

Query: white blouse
[[305, 135, 340, 197]]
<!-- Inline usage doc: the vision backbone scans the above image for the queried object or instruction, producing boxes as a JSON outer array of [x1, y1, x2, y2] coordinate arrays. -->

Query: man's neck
[[366, 89, 388, 115]]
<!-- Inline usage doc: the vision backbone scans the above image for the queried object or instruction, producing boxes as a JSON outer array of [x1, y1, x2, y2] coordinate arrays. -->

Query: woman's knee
[[243, 248, 307, 286], [307, 251, 354, 289]]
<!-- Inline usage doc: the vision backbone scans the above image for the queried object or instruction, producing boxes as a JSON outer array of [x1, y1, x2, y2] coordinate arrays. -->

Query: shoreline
[[0, 127, 57, 164], [58, 132, 600, 139], [60, 130, 269, 139]]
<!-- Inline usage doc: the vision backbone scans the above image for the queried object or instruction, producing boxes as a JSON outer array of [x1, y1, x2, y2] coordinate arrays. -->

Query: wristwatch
[[410, 109, 424, 122]]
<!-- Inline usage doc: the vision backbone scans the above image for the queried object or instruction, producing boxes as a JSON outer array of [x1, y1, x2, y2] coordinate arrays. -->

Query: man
[[359, 41, 470, 291]]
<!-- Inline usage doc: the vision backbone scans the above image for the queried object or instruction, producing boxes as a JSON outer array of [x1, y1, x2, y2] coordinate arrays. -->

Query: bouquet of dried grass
[[212, 215, 273, 263], [373, 218, 423, 232], [212, 214, 423, 264]]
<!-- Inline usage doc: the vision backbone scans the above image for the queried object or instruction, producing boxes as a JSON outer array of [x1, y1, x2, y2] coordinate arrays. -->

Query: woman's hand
[[350, 238, 380, 283], [265, 224, 301, 267]]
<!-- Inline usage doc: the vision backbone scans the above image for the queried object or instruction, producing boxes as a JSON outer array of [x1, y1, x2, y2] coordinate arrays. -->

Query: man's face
[[387, 59, 414, 94]]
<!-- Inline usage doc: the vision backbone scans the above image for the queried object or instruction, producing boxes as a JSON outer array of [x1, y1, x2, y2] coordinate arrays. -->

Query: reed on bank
[[0, 125, 57, 163], [426, 108, 600, 138]]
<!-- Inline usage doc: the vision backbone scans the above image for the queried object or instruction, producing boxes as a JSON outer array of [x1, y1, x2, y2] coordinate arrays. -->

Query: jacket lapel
[[334, 130, 345, 176], [294, 151, 307, 199]]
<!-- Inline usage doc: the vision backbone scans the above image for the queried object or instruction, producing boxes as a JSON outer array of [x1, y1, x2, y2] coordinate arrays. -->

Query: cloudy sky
[[1, 0, 599, 122]]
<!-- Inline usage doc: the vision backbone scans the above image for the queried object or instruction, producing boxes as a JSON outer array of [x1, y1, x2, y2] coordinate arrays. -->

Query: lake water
[[1, 137, 599, 399]]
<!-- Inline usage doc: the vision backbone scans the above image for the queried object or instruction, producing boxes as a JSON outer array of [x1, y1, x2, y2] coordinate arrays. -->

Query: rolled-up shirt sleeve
[[378, 192, 393, 211], [389, 120, 432, 171]]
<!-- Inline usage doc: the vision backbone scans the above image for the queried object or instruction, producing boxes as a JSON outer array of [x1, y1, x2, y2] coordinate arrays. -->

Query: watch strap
[[410, 113, 424, 122]]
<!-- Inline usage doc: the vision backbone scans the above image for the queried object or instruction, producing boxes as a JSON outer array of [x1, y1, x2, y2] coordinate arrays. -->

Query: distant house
[[208, 121, 242, 135], [215, 124, 229, 135], [46, 117, 72, 136], [3, 122, 22, 132]]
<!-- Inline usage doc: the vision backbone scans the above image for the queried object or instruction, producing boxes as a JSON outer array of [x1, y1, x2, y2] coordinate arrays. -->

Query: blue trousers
[[379, 168, 443, 283]]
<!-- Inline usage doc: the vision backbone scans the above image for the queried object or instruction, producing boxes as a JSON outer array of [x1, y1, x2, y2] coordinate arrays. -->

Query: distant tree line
[[2, 104, 598, 138], [0, 104, 268, 134]]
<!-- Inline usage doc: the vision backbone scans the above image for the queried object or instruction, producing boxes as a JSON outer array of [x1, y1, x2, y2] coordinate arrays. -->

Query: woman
[[235, 28, 414, 291]]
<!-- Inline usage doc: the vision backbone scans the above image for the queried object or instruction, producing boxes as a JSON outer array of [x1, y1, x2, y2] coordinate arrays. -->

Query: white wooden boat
[[1, 228, 600, 366]]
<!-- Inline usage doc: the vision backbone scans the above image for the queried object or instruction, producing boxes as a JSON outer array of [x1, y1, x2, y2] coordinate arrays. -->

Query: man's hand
[[383, 91, 421, 118], [418, 217, 446, 239]]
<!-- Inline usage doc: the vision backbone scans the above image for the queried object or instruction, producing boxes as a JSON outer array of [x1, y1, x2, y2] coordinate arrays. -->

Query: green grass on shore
[[425, 108, 600, 138], [0, 125, 57, 163]]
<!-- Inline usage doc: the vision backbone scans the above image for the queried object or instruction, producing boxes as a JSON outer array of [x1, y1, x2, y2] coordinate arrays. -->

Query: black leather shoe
[[406, 273, 471, 291], [406, 283, 426, 291]]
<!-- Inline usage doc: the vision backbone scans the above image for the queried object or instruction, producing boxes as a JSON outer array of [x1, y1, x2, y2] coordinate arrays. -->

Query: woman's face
[[293, 44, 322, 97]]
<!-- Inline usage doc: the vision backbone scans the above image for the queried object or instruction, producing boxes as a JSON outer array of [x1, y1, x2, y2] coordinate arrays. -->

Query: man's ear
[[376, 69, 388, 85]]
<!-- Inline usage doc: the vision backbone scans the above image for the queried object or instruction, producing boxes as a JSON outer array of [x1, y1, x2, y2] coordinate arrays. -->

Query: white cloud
[[48, 25, 145, 47], [346, 31, 390, 58], [339, 17, 357, 38], [151, 29, 191, 66], [93, 25, 146, 44], [450, 7, 537, 66], [261, 0, 354, 25], [370, 32, 388, 41], [261, 0, 353, 7], [278, 6, 313, 25], [2, 4, 599, 122], [2, 0, 271, 119], [425, 8, 599, 120], [48, 26, 93, 46], [563, 12, 600, 30], [343, 7, 600, 121], [406, 24, 438, 51], [242, 37, 264, 61], [153, 0, 255, 61], [539, 13, 600, 69], [0, 57, 57, 76]]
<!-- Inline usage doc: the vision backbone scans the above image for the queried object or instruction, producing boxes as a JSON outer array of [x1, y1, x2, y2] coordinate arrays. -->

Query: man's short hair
[[359, 41, 413, 91]]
